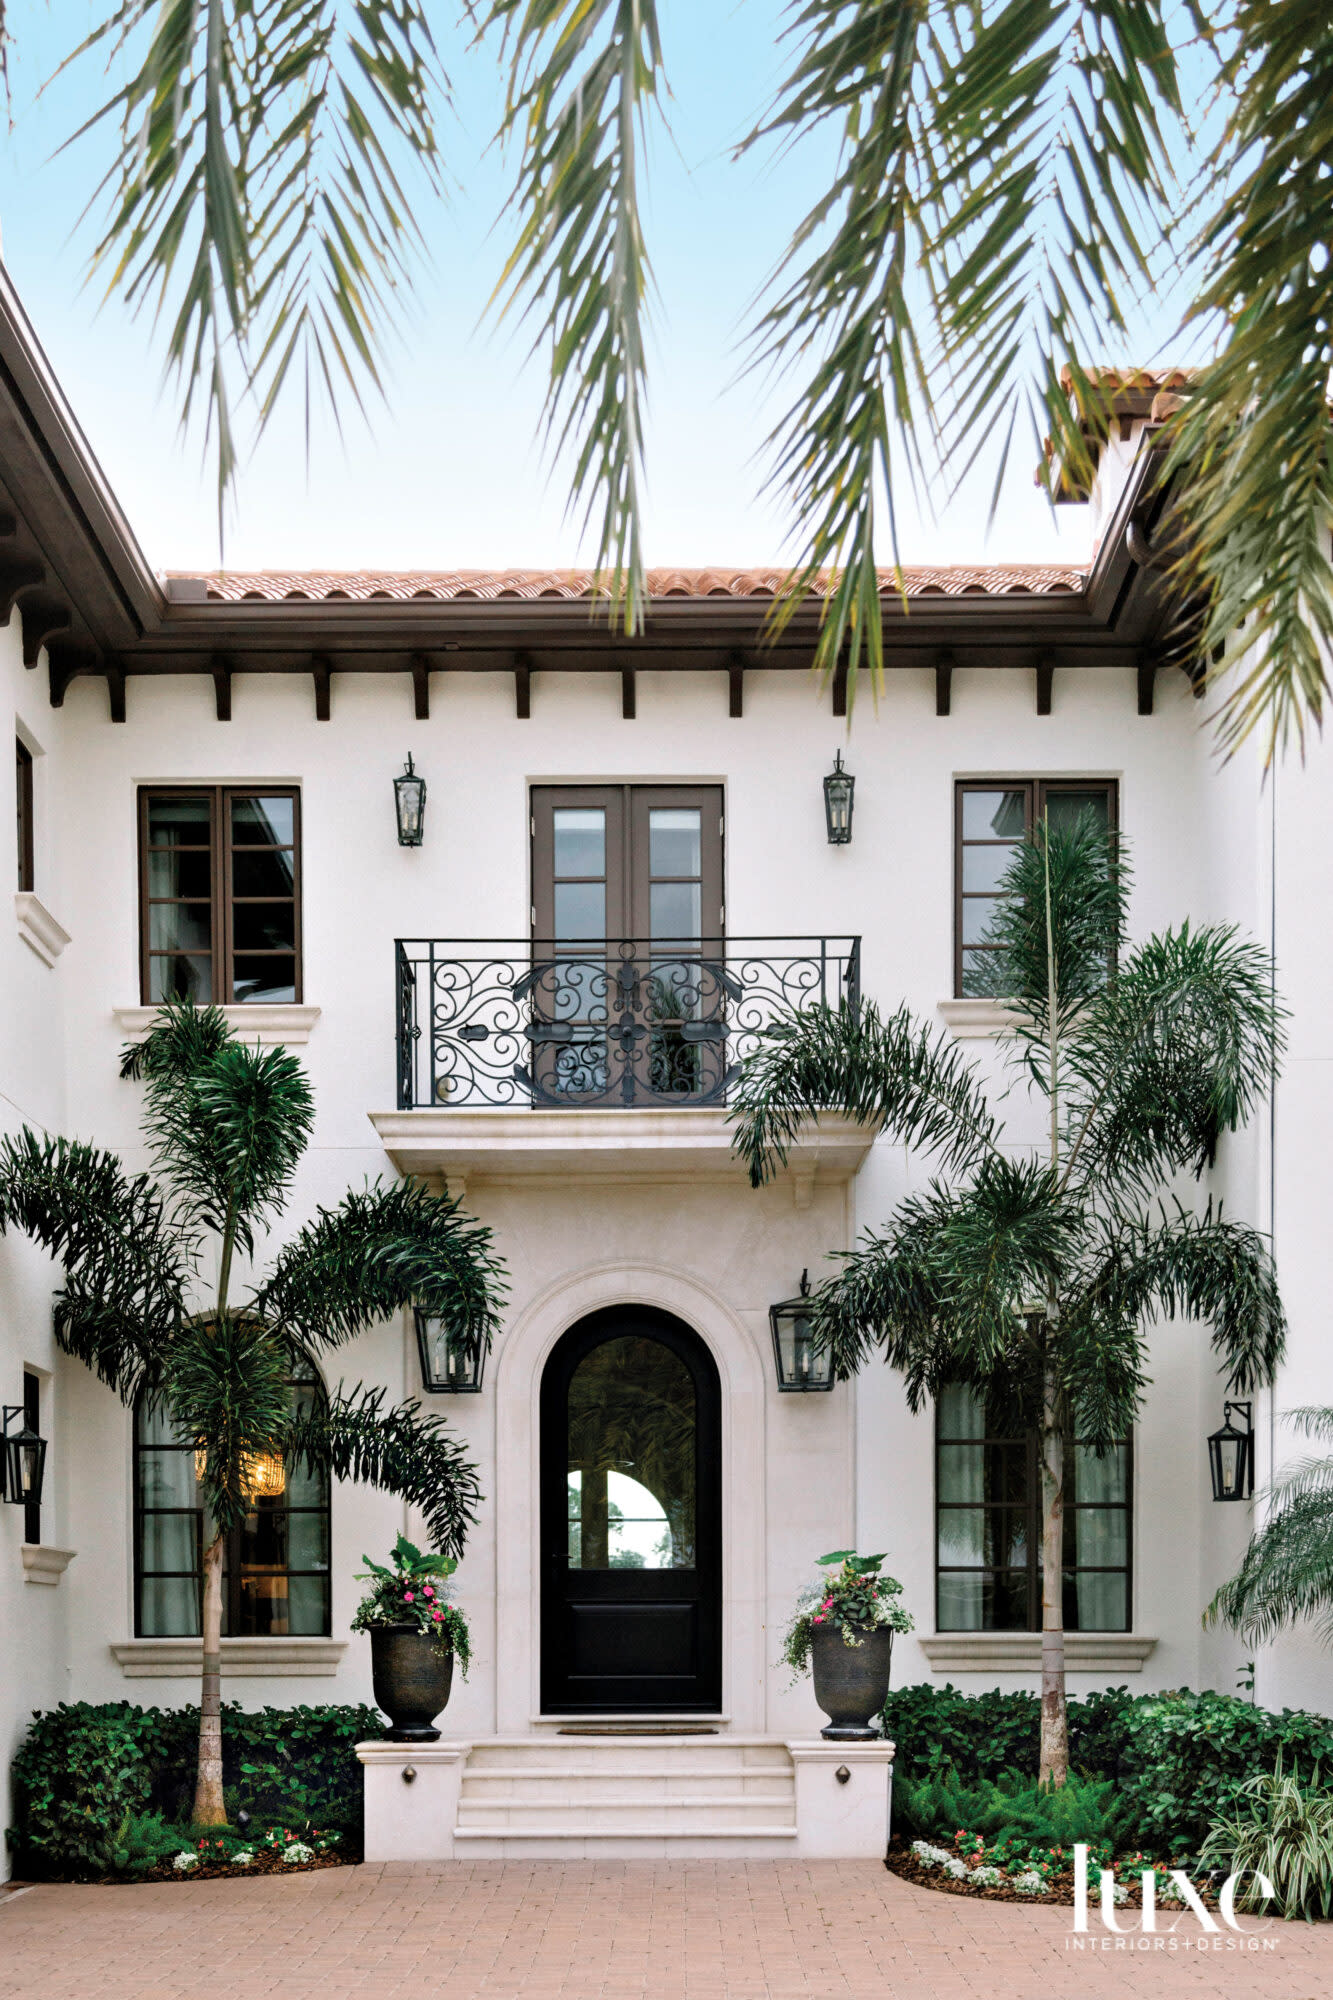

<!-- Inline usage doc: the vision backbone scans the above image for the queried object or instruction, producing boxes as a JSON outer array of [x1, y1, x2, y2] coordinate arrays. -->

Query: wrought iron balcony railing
[[395, 937, 861, 1110]]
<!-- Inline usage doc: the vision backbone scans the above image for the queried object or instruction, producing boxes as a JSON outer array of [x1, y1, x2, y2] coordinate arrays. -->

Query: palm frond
[[123, 1002, 314, 1255], [1057, 1300, 1149, 1451], [66, 1, 445, 529], [485, 0, 664, 632], [164, 1313, 292, 1539], [728, 998, 998, 1187], [969, 810, 1127, 1042], [747, 0, 1180, 702], [1163, 2, 1333, 760], [252, 1178, 506, 1361], [285, 1382, 482, 1555], [1062, 921, 1283, 1196], [1082, 1200, 1285, 1395], [0, 1129, 188, 1402], [1205, 1486, 1333, 1646]]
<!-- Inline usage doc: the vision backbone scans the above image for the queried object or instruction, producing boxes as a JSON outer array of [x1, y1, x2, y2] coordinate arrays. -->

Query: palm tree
[[1206, 1409, 1333, 1646], [0, 1002, 505, 1827], [7, 3, 1328, 752], [730, 812, 1286, 1784]]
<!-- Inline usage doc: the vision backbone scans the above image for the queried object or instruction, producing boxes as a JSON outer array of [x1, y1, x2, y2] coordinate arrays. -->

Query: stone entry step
[[359, 1733, 896, 1862]]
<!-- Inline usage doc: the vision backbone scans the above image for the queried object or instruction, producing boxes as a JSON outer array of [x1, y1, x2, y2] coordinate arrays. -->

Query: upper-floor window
[[16, 738, 33, 892], [134, 1347, 330, 1638], [955, 779, 1117, 997], [936, 1383, 1131, 1633], [138, 788, 301, 1005]]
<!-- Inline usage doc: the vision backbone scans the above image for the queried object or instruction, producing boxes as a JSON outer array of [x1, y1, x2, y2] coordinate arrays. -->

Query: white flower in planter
[[172, 1852, 199, 1873], [283, 1841, 315, 1864]]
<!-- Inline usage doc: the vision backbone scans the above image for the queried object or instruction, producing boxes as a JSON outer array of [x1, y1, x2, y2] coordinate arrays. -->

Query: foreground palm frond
[[286, 1383, 484, 1556], [485, 0, 664, 633], [67, 1, 444, 530]]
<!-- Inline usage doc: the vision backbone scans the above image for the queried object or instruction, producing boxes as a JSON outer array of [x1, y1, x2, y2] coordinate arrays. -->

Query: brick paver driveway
[[1, 1862, 1328, 1999]]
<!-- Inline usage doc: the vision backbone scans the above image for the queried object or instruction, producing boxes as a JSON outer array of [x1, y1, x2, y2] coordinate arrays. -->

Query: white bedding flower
[[1013, 1869, 1049, 1895], [283, 1841, 315, 1864], [231, 1850, 255, 1866], [971, 1865, 1002, 1885], [910, 1841, 953, 1868], [172, 1852, 199, 1873], [944, 1857, 971, 1879]]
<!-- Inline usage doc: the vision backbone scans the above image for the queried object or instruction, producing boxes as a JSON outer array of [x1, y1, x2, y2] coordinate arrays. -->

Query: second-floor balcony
[[395, 937, 861, 1111]]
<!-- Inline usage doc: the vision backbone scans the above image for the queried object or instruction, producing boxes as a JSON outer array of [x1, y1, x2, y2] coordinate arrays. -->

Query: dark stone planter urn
[[810, 1624, 893, 1740], [370, 1626, 454, 1742]]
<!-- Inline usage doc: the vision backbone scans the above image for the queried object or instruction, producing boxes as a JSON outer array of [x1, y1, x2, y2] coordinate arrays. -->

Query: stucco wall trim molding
[[111, 1638, 347, 1678], [936, 998, 1021, 1040], [15, 892, 72, 967], [920, 1633, 1157, 1674], [21, 1544, 76, 1586], [114, 1004, 321, 1047]]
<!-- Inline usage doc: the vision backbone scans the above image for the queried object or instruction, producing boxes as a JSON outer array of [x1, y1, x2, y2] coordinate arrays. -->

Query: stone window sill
[[114, 1004, 321, 1048], [919, 1632, 1157, 1674], [21, 1544, 76, 1587], [111, 1638, 346, 1678], [936, 998, 1020, 1040], [15, 893, 71, 968]]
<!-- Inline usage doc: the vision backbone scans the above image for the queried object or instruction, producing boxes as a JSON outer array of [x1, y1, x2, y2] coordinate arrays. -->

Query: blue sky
[[0, 5, 1182, 576]]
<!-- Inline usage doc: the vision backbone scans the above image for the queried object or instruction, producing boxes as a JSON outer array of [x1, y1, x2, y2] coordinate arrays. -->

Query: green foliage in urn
[[351, 1534, 471, 1674], [781, 1550, 914, 1679]]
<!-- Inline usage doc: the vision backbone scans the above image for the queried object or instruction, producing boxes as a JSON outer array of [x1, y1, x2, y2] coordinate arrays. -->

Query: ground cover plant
[[881, 1681, 1333, 1906], [8, 1699, 383, 1880]]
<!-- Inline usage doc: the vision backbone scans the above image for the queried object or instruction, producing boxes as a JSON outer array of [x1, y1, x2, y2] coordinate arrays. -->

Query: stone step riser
[[460, 1776, 794, 1802], [451, 1829, 801, 1859], [464, 1748, 791, 1774], [458, 1802, 796, 1831]]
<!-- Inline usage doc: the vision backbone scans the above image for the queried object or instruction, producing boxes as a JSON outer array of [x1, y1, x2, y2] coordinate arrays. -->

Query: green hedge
[[9, 1701, 384, 1880], [881, 1682, 1333, 1856]]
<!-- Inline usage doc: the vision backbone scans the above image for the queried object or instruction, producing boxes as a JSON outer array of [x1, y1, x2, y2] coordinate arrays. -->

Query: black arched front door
[[540, 1306, 722, 1713]]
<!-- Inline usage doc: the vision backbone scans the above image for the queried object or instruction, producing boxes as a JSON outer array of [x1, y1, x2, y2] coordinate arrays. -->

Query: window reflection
[[566, 1336, 696, 1571]]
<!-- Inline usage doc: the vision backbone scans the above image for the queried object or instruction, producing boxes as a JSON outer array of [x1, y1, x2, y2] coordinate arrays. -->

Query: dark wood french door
[[528, 786, 725, 1105], [540, 1307, 723, 1713]]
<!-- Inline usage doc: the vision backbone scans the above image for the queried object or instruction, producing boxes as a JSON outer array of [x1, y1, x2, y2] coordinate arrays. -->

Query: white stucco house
[[0, 262, 1327, 1863]]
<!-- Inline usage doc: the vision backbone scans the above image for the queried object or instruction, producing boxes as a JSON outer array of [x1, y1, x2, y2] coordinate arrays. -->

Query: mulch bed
[[885, 1839, 1218, 1910]]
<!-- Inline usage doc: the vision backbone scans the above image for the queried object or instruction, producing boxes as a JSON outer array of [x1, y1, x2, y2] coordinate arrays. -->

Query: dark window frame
[[132, 1349, 330, 1639], [953, 778, 1119, 997], [137, 785, 303, 1005], [22, 1369, 41, 1545], [935, 1391, 1133, 1633], [16, 737, 34, 893]]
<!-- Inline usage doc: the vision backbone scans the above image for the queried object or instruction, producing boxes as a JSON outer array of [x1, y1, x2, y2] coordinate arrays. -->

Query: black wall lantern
[[1208, 1401, 1254, 1502], [414, 1310, 485, 1393], [770, 1271, 835, 1392], [823, 752, 855, 844], [1, 1406, 48, 1508], [394, 754, 427, 847]]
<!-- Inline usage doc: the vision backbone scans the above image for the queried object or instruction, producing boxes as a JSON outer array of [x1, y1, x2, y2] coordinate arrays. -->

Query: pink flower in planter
[[423, 1587, 435, 1599], [403, 1590, 415, 1602], [432, 1609, 444, 1623]]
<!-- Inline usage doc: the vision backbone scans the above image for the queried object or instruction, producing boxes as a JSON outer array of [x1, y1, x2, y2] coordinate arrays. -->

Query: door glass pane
[[149, 902, 212, 952], [233, 849, 295, 897], [553, 808, 606, 877], [962, 789, 1027, 840], [231, 956, 296, 1003], [649, 880, 701, 942], [649, 808, 701, 877], [553, 882, 606, 941], [148, 848, 213, 898], [566, 1336, 696, 1571], [231, 796, 295, 846], [231, 903, 297, 953]]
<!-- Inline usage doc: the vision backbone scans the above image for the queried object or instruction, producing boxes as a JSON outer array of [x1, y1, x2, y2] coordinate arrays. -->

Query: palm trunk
[[1038, 1362, 1068, 1786], [193, 1532, 227, 1824]]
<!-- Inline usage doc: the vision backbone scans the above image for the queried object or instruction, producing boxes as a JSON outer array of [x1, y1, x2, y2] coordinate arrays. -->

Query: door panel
[[540, 1306, 723, 1713]]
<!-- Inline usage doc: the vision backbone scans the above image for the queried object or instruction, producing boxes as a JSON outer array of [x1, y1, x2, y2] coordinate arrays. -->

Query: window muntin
[[935, 1383, 1131, 1632], [139, 787, 301, 1004], [16, 738, 34, 892], [955, 779, 1117, 996], [134, 1348, 330, 1637]]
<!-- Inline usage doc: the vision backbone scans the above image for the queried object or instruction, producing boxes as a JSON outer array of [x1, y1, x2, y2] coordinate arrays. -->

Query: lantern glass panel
[[823, 757, 855, 844], [1207, 1407, 1252, 1502], [395, 760, 426, 847], [3, 1424, 46, 1506], [769, 1299, 834, 1391], [415, 1311, 484, 1392]]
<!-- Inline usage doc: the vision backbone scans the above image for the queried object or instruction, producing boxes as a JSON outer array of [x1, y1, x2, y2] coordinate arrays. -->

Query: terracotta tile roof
[[170, 563, 1087, 605], [1058, 365, 1192, 398]]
